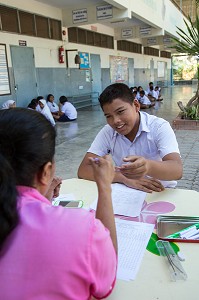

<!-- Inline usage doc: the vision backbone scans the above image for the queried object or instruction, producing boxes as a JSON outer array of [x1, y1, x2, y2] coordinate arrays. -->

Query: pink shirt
[[0, 186, 117, 300]]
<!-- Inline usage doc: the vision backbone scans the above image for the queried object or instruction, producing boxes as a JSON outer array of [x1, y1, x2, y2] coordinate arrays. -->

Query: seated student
[[27, 98, 37, 110], [139, 90, 155, 109], [78, 83, 183, 193], [2, 100, 16, 109], [38, 99, 56, 127], [154, 86, 163, 101], [147, 86, 157, 102], [46, 94, 59, 116], [0, 108, 117, 300], [54, 95, 77, 122]]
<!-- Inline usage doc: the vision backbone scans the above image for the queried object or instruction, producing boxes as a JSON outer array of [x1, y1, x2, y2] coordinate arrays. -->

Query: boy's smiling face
[[103, 98, 140, 141]]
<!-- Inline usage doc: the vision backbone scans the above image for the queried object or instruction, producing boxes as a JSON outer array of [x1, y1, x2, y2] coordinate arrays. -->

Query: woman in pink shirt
[[0, 108, 117, 300]]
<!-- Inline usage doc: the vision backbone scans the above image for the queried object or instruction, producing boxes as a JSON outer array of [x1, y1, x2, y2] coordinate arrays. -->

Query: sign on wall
[[72, 8, 87, 24], [79, 52, 90, 69], [110, 56, 128, 83], [140, 26, 151, 36], [122, 29, 133, 38], [0, 44, 11, 95], [97, 5, 112, 20]]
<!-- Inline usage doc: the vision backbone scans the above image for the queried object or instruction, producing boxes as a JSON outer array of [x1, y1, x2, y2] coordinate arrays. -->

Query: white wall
[[1, 0, 172, 72]]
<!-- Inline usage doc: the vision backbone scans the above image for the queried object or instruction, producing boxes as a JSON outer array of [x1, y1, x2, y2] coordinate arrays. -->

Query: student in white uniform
[[54, 96, 77, 122], [139, 90, 155, 109], [78, 83, 183, 193], [46, 94, 59, 116], [38, 99, 55, 127], [2, 100, 16, 109]]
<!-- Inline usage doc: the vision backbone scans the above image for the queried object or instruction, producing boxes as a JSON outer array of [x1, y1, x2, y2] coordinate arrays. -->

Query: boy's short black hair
[[140, 90, 145, 95], [149, 82, 153, 85], [99, 83, 135, 109], [59, 95, 68, 104]]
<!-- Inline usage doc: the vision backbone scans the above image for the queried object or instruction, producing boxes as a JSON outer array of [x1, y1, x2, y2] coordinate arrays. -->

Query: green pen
[[166, 223, 199, 238]]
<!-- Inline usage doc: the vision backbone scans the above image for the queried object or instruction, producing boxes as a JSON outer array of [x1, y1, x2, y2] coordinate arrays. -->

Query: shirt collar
[[17, 186, 50, 205]]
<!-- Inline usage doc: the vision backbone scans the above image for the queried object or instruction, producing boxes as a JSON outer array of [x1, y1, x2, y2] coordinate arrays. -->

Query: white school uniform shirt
[[61, 102, 77, 120], [87, 111, 180, 188], [47, 101, 59, 113], [39, 99, 55, 126], [139, 95, 151, 105]]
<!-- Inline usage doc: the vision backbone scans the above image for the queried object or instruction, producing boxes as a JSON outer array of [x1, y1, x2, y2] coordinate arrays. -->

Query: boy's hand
[[115, 155, 149, 178], [123, 177, 164, 193]]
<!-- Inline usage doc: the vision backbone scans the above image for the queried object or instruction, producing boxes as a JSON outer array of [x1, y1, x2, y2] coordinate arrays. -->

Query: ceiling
[[35, 0, 106, 9]]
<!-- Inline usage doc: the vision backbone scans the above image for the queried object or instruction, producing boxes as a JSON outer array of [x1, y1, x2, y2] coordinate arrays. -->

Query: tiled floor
[[55, 84, 199, 192]]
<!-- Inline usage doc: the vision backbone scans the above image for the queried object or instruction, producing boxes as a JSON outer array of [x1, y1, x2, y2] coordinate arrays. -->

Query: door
[[128, 58, 134, 87], [90, 54, 102, 105], [10, 46, 38, 107]]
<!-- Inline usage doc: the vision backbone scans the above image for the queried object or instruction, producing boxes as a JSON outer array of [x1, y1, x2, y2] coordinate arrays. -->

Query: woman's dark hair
[[0, 108, 56, 249], [47, 94, 54, 102], [59, 95, 68, 104], [99, 83, 135, 109]]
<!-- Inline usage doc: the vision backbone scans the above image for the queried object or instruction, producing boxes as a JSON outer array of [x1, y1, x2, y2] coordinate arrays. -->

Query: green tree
[[173, 1, 199, 119]]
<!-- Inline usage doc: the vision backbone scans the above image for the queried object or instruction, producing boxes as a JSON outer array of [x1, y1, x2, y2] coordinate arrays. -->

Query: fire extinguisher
[[59, 46, 65, 63]]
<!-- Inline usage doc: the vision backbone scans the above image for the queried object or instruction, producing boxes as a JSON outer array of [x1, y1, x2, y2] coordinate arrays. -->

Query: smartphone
[[58, 200, 83, 208]]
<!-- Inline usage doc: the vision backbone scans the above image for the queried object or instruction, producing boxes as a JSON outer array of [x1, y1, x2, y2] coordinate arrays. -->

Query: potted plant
[[173, 0, 199, 121]]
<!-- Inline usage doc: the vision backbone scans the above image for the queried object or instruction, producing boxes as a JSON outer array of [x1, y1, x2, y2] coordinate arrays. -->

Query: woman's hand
[[45, 176, 62, 201], [88, 155, 114, 188]]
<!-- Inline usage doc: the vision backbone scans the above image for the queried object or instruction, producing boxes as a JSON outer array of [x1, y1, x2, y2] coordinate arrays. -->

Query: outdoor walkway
[[55, 85, 199, 192]]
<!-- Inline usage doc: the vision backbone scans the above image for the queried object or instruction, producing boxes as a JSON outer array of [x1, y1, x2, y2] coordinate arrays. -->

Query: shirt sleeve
[[89, 218, 117, 299], [87, 126, 112, 156], [154, 120, 180, 158]]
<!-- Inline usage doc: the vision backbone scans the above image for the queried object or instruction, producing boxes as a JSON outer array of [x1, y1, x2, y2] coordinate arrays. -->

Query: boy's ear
[[133, 99, 140, 111]]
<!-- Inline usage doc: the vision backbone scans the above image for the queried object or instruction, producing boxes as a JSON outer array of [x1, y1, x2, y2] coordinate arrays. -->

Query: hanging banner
[[97, 5, 112, 20]]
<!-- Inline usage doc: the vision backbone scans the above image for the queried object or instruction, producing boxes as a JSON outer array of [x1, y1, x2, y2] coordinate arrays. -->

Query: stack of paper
[[90, 183, 146, 217], [116, 218, 154, 281]]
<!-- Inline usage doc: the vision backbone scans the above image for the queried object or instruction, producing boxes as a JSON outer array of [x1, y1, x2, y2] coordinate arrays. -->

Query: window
[[35, 15, 49, 38], [0, 5, 19, 33], [50, 19, 61, 40], [19, 10, 35, 36], [68, 27, 114, 49]]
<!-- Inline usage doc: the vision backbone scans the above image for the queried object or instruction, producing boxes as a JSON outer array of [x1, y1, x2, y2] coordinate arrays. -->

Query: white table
[[60, 178, 199, 300]]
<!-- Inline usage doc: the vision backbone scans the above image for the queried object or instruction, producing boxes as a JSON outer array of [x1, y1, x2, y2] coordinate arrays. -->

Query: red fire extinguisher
[[59, 46, 65, 63]]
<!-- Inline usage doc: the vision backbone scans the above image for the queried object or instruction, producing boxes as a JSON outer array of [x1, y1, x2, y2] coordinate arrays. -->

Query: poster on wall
[[110, 56, 128, 83], [157, 61, 165, 78], [79, 52, 90, 69], [0, 44, 11, 95]]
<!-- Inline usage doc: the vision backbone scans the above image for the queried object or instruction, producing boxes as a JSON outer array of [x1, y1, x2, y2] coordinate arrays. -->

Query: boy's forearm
[[147, 159, 183, 180]]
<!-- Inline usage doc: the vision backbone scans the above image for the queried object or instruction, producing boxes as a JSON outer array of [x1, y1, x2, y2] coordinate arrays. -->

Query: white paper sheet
[[90, 183, 146, 217], [115, 218, 154, 281]]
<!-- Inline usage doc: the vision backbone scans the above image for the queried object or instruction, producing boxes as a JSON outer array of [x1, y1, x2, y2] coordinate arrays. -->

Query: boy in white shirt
[[139, 90, 155, 109], [78, 83, 182, 193], [54, 96, 77, 122]]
